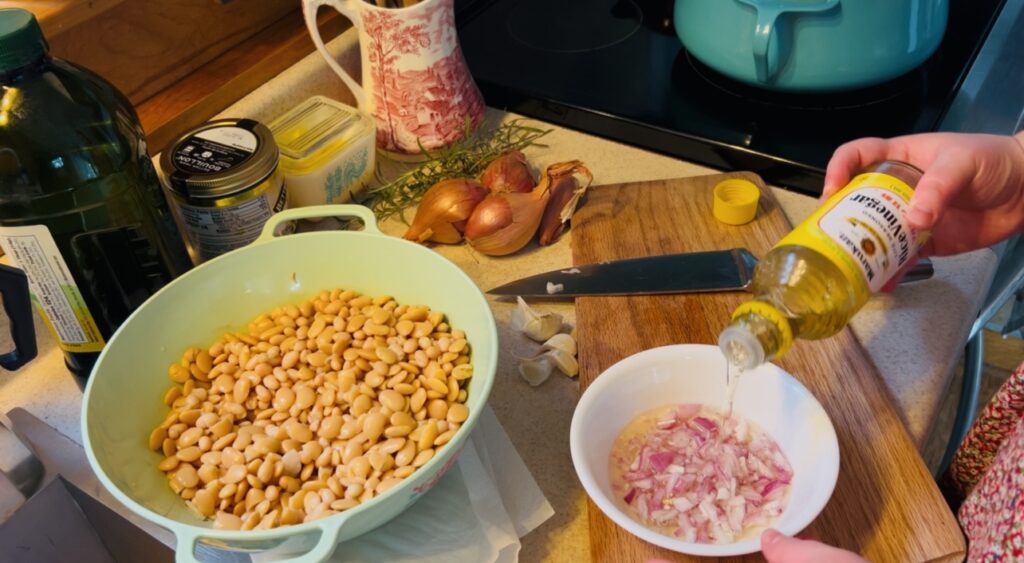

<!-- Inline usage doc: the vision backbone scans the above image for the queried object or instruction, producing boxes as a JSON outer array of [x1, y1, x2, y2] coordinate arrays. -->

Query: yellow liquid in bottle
[[720, 161, 926, 370]]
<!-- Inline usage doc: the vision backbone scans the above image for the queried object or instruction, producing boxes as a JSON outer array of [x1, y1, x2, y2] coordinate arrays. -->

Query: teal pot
[[82, 205, 498, 562], [674, 0, 949, 92]]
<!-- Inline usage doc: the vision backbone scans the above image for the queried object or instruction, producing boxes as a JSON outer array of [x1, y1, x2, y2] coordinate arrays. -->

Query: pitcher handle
[[303, 0, 367, 108], [0, 264, 37, 371]]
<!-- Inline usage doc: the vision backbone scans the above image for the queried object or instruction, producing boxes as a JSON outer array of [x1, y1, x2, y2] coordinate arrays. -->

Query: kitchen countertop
[[0, 29, 998, 561]]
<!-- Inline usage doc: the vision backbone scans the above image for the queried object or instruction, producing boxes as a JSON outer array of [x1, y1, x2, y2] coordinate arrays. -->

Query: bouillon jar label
[[0, 224, 105, 352]]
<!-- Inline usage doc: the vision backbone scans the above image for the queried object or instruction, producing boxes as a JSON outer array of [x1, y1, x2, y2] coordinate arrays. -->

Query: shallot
[[465, 160, 591, 256], [480, 150, 534, 193], [464, 184, 550, 256], [610, 405, 793, 544], [403, 178, 488, 244]]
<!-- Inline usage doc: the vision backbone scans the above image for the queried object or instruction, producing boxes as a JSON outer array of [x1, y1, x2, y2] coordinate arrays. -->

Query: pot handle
[[256, 205, 383, 244], [0, 264, 37, 371], [751, 6, 784, 83], [745, 0, 840, 83], [173, 514, 348, 563], [302, 0, 366, 108]]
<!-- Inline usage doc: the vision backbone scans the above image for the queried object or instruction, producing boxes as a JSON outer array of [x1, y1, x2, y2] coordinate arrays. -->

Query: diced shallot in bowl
[[609, 404, 794, 544]]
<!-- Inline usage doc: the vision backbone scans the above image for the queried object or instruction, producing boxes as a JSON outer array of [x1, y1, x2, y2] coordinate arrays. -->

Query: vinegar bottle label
[[0, 224, 105, 352], [777, 172, 926, 293]]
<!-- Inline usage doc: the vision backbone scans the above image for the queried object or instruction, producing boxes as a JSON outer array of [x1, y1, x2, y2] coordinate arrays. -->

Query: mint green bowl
[[81, 205, 498, 562]]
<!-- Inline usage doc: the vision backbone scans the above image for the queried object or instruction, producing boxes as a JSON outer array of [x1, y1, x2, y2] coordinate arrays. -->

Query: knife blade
[[487, 249, 934, 297]]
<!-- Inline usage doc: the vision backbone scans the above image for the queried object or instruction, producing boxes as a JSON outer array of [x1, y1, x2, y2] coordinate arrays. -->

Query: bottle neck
[[0, 54, 50, 83], [719, 304, 792, 370]]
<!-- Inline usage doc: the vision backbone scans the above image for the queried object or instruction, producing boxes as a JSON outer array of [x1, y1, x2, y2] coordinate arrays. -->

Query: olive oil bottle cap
[[0, 9, 48, 74]]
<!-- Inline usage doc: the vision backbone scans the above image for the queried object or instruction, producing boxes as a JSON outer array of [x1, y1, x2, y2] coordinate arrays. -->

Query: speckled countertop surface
[[0, 30, 998, 562]]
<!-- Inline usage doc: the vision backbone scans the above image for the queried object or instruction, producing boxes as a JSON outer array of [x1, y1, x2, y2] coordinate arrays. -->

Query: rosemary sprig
[[365, 119, 552, 220]]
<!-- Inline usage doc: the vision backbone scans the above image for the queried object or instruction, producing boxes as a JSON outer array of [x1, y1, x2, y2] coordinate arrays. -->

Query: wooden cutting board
[[572, 173, 965, 563]]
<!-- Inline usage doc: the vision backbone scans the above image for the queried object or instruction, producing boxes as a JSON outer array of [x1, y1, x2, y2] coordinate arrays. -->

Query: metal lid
[[160, 118, 279, 199]]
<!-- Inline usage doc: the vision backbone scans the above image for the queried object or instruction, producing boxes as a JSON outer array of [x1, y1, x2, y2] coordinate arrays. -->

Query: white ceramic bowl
[[570, 344, 839, 557]]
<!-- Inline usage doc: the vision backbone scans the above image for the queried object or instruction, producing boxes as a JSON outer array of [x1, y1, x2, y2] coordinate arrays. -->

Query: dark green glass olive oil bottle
[[0, 8, 191, 379]]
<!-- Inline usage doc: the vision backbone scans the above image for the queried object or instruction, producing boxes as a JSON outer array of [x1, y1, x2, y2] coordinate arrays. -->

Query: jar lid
[[269, 96, 374, 176], [161, 118, 279, 199], [0, 9, 48, 74]]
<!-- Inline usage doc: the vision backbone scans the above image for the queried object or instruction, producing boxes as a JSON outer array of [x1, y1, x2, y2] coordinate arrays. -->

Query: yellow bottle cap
[[713, 179, 760, 225]]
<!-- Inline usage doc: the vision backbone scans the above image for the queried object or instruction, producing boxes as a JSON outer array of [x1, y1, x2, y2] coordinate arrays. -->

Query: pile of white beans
[[148, 289, 472, 530]]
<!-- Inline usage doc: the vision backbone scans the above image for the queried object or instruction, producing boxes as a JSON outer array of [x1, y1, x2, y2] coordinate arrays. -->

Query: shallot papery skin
[[480, 150, 534, 193], [537, 161, 593, 246], [403, 179, 488, 244], [538, 173, 577, 246], [610, 405, 793, 544]]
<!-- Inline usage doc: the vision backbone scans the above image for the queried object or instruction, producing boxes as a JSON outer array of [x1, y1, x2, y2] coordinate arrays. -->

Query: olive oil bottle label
[[0, 224, 105, 352], [777, 172, 925, 293]]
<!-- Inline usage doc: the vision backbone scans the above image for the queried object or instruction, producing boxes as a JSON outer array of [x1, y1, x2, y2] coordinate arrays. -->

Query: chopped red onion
[[610, 404, 793, 544]]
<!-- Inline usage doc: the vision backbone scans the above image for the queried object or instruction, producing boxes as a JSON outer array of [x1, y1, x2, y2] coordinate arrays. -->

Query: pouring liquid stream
[[725, 361, 742, 419]]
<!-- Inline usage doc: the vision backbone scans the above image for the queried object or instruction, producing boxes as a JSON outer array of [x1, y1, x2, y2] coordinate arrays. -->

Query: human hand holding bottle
[[823, 131, 1024, 257]]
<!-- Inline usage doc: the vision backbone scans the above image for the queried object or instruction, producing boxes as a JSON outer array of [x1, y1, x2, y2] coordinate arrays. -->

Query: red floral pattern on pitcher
[[360, 0, 484, 154]]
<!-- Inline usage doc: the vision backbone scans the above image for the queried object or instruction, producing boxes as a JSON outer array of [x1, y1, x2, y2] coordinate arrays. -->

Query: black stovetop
[[455, 0, 1007, 196]]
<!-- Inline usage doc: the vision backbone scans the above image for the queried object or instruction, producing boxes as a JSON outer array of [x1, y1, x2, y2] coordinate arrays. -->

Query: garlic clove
[[526, 315, 562, 342], [513, 297, 563, 342], [545, 348, 579, 377], [542, 333, 577, 356], [519, 355, 554, 386]]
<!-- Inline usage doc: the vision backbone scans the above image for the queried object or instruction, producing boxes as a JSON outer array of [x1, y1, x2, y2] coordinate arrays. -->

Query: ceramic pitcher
[[303, 0, 485, 156]]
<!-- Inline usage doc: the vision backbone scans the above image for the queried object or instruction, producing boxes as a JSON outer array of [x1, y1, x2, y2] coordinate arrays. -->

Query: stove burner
[[680, 50, 926, 112], [507, 0, 642, 54]]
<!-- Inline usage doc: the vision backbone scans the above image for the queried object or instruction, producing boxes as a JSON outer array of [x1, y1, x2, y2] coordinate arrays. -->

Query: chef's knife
[[486, 248, 934, 297]]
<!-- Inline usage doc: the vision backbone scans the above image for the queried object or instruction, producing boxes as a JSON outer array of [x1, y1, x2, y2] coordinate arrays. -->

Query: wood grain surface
[[43, 0, 297, 105], [137, 8, 349, 154], [572, 173, 965, 563]]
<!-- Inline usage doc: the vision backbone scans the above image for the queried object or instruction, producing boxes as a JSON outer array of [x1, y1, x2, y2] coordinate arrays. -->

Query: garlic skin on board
[[512, 296, 563, 342]]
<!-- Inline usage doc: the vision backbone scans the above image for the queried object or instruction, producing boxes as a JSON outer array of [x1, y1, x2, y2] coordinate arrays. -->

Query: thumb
[[761, 529, 868, 563], [906, 150, 975, 231]]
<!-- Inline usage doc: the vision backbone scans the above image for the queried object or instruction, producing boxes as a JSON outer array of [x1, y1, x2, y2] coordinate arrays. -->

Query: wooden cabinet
[[5, 0, 348, 152]]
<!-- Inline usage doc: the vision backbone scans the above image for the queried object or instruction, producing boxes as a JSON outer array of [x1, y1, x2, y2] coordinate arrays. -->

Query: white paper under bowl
[[569, 344, 839, 557]]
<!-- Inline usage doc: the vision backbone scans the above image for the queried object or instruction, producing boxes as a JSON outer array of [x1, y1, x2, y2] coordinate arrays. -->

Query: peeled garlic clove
[[542, 333, 577, 356], [519, 355, 554, 387], [512, 297, 562, 342], [545, 348, 579, 377], [527, 315, 562, 342]]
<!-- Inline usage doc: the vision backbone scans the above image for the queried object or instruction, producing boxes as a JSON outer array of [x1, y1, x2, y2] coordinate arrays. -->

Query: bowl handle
[[255, 204, 383, 244], [173, 516, 348, 563]]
